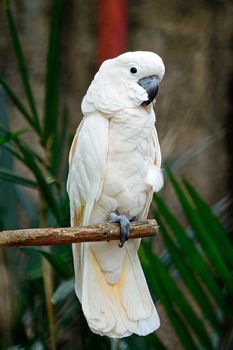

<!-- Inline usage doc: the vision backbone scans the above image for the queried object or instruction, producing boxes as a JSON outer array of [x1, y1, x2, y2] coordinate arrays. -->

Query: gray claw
[[130, 215, 139, 222], [109, 213, 130, 247]]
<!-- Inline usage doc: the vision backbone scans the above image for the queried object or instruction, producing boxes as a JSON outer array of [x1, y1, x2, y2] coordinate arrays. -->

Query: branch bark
[[0, 220, 158, 247]]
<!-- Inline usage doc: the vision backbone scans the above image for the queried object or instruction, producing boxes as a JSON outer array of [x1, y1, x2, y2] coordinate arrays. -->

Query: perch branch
[[0, 219, 158, 247]]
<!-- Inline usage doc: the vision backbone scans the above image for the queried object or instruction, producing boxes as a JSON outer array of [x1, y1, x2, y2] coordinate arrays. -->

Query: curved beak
[[137, 75, 159, 105]]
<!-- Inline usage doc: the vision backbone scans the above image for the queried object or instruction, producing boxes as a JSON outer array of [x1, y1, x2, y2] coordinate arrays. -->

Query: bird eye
[[130, 67, 137, 74]]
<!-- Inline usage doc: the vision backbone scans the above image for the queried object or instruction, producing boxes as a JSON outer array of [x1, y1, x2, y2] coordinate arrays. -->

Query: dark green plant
[[0, 0, 70, 349], [141, 170, 233, 350], [1, 1, 232, 349], [50, 172, 233, 350]]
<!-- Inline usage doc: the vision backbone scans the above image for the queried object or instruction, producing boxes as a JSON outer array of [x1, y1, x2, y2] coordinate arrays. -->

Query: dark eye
[[130, 67, 137, 74]]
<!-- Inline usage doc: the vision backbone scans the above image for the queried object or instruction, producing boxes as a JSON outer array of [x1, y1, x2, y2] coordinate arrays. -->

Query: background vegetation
[[0, 1, 232, 349]]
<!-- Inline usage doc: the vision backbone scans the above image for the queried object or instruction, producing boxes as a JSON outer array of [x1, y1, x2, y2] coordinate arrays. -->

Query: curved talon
[[130, 215, 139, 222], [109, 214, 130, 247]]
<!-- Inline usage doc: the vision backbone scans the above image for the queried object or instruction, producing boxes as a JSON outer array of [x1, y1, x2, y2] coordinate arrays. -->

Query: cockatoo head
[[81, 51, 165, 114]]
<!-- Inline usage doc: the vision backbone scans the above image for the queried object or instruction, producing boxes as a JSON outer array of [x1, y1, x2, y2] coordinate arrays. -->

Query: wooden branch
[[0, 219, 158, 247]]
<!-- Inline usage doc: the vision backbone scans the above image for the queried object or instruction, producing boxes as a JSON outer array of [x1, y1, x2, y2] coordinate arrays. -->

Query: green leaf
[[14, 141, 62, 223], [154, 194, 231, 319], [43, 0, 63, 145], [0, 167, 38, 188], [147, 334, 169, 350], [0, 127, 28, 145], [3, 140, 62, 223], [4, 3, 41, 135], [0, 77, 37, 132], [24, 247, 72, 279], [26, 264, 43, 280], [183, 179, 233, 270], [140, 244, 198, 350], [2, 143, 27, 163], [125, 333, 169, 350], [145, 243, 215, 350], [51, 277, 74, 304], [51, 104, 68, 175], [157, 212, 223, 337], [167, 169, 233, 292], [0, 135, 7, 145], [13, 138, 44, 165], [0, 84, 18, 230], [157, 195, 231, 273], [3, 140, 43, 174]]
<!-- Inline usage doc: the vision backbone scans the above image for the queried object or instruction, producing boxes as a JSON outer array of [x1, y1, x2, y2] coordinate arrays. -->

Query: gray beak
[[137, 75, 159, 105]]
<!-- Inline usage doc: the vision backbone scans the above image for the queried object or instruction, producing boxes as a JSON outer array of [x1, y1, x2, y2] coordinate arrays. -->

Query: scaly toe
[[129, 215, 139, 222], [109, 213, 130, 248]]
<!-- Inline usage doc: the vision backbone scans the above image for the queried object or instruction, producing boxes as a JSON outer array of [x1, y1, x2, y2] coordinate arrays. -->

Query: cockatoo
[[67, 51, 165, 338]]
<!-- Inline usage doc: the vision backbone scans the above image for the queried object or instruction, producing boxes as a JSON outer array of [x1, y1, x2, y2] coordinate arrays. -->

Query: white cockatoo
[[67, 51, 165, 338]]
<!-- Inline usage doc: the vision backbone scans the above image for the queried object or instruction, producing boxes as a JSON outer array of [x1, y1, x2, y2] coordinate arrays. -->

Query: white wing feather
[[67, 114, 109, 226], [140, 125, 163, 220]]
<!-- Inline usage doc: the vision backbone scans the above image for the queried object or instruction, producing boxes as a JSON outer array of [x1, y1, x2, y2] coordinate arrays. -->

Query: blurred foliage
[[0, 1, 233, 349]]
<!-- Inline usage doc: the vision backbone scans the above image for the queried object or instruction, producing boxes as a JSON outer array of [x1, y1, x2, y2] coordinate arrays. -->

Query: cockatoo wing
[[67, 113, 109, 305], [67, 114, 109, 226], [140, 125, 163, 220]]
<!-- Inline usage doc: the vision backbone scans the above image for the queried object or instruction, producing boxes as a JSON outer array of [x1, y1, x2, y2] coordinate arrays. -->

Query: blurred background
[[0, 0, 233, 349]]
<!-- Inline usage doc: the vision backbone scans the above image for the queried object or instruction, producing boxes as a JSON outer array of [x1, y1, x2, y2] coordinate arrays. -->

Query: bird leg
[[109, 212, 130, 248]]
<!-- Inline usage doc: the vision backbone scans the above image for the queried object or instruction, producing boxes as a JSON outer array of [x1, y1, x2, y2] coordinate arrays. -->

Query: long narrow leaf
[[51, 104, 68, 175], [183, 180, 233, 269], [142, 242, 213, 350], [148, 334, 169, 350], [154, 194, 232, 319], [157, 213, 223, 337], [0, 135, 8, 145], [14, 138, 44, 165], [0, 126, 28, 145], [51, 278, 74, 304], [43, 0, 63, 145], [0, 77, 37, 132], [167, 170, 233, 292], [4, 2, 41, 135], [141, 244, 198, 350], [148, 249, 214, 349], [2, 143, 27, 164], [24, 247, 72, 279], [16, 142, 62, 224], [3, 142, 43, 171], [0, 83, 18, 230], [126, 333, 169, 350], [2, 141, 61, 221], [158, 195, 231, 272], [0, 167, 38, 188]]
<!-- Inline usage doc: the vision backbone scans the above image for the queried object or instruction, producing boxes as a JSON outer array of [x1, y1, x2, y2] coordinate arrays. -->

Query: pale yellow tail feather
[[73, 241, 160, 338]]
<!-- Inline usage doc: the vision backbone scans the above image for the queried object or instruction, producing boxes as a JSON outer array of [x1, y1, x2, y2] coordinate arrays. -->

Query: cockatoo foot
[[109, 212, 130, 248], [130, 215, 139, 222]]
